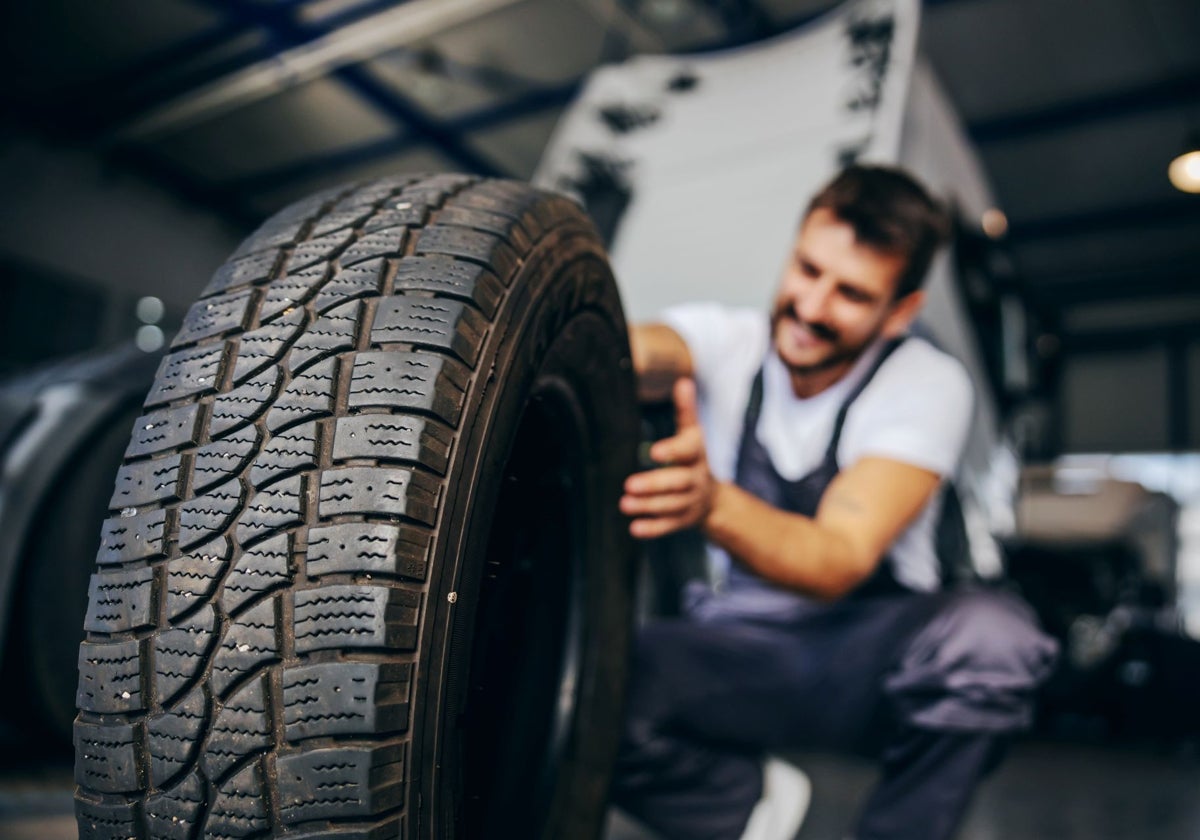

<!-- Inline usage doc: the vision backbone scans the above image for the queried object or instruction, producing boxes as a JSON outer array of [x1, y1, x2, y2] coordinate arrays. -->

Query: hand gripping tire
[[73, 173, 640, 840]]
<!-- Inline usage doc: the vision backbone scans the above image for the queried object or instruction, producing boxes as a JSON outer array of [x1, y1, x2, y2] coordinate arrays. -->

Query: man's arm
[[620, 378, 943, 601], [702, 457, 941, 600], [630, 323, 693, 402]]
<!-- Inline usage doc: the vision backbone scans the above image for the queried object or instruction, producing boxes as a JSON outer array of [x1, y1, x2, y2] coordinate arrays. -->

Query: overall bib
[[612, 340, 1058, 840]]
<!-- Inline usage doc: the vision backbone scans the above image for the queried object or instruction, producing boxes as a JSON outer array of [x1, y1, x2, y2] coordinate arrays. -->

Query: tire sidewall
[[414, 219, 638, 839]]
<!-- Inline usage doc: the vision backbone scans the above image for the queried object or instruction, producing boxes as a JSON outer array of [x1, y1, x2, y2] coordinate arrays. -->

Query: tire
[[12, 395, 145, 742], [73, 173, 640, 840]]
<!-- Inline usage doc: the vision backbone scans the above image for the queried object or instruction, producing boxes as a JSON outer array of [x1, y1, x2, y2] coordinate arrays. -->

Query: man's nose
[[798, 278, 834, 322]]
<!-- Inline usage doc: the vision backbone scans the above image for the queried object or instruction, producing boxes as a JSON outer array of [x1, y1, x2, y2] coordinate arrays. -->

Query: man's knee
[[885, 589, 1059, 730]]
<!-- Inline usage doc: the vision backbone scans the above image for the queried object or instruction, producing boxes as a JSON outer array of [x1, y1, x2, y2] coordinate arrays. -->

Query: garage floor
[[607, 740, 1200, 839], [5, 731, 1200, 839]]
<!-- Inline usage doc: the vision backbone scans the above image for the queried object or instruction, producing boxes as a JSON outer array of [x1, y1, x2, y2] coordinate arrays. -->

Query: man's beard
[[769, 302, 874, 376]]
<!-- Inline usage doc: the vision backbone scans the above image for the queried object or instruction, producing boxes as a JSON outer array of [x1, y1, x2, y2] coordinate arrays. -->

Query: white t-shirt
[[661, 303, 974, 592]]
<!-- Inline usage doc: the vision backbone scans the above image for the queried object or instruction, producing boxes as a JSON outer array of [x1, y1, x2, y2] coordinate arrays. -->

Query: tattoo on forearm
[[825, 490, 865, 514]]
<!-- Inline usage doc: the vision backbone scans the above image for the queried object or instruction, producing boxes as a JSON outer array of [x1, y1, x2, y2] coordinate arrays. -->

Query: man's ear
[[882, 289, 925, 338]]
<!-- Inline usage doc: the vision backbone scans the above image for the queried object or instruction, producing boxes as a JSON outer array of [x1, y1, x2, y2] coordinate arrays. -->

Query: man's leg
[[853, 728, 1005, 840], [611, 617, 833, 840], [852, 589, 1059, 840]]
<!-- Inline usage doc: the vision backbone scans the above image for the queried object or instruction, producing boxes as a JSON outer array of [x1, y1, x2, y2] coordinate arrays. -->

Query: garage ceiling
[[2, 0, 1198, 343]]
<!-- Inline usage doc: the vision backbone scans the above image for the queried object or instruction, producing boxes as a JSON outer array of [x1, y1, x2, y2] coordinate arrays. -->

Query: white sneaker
[[738, 757, 811, 840]]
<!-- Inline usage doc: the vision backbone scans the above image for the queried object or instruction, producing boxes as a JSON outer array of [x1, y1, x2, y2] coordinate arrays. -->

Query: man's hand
[[620, 377, 716, 539]]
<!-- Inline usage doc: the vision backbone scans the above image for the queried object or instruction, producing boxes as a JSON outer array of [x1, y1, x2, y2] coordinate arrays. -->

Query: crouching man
[[611, 165, 1058, 840]]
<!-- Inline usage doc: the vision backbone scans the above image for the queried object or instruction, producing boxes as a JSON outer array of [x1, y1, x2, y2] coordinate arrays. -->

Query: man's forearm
[[630, 324, 693, 403], [700, 482, 877, 601]]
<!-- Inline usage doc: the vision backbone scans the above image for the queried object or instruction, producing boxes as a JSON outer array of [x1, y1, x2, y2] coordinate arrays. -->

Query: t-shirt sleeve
[[840, 342, 975, 477], [658, 303, 762, 391]]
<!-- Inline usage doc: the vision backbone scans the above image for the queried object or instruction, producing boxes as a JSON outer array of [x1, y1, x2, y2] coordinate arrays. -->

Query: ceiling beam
[[968, 70, 1200, 144], [1005, 196, 1200, 243], [1026, 269, 1199, 307], [110, 0, 525, 143], [226, 80, 582, 193]]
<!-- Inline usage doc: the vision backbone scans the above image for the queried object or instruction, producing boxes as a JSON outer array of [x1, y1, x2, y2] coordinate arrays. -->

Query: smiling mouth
[[777, 314, 832, 348]]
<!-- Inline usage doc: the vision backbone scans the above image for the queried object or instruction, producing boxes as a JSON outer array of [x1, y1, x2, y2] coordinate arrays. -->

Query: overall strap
[[824, 337, 907, 464], [736, 336, 909, 472]]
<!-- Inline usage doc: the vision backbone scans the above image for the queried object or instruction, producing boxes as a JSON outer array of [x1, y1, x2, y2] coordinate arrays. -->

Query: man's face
[[771, 207, 918, 389]]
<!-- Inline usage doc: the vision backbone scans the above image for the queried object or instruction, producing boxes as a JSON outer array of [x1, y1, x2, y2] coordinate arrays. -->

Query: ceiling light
[[1168, 150, 1200, 193], [981, 208, 1008, 239], [1168, 135, 1200, 194]]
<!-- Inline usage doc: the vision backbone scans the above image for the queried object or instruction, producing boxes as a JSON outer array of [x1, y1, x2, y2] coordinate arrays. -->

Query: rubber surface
[[74, 173, 639, 839]]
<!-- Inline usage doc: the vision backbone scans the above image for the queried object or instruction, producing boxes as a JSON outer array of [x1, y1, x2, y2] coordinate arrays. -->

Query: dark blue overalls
[[612, 340, 1058, 840]]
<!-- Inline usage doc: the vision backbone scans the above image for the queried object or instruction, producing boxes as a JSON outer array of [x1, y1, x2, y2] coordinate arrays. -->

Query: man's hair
[[804, 164, 952, 299]]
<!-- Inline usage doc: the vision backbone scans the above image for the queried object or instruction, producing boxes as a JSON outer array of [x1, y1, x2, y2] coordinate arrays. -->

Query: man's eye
[[797, 260, 819, 278]]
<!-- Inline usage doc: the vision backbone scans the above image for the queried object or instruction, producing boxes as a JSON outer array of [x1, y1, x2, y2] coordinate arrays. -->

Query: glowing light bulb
[[1168, 149, 1200, 193]]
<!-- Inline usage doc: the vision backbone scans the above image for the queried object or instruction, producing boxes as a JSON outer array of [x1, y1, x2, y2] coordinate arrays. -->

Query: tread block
[[313, 257, 388, 315], [293, 584, 420, 654], [148, 686, 208, 787], [193, 425, 259, 493], [362, 200, 431, 233], [348, 350, 469, 425], [267, 358, 339, 433], [318, 466, 439, 525], [329, 180, 404, 213], [449, 180, 541, 221], [146, 342, 226, 407], [77, 638, 146, 713], [84, 566, 156, 633], [97, 508, 166, 565], [333, 414, 451, 475], [166, 537, 231, 620], [74, 797, 139, 840], [127, 403, 202, 458], [251, 421, 319, 489], [203, 251, 281, 297], [210, 365, 282, 438], [109, 453, 184, 509], [370, 297, 486, 366], [155, 604, 217, 705], [177, 477, 243, 551], [415, 224, 519, 282], [339, 227, 409, 268], [280, 822, 399, 840], [307, 522, 430, 581], [229, 216, 306, 260], [278, 744, 404, 825], [212, 598, 280, 698], [287, 299, 362, 374], [260, 262, 328, 324], [392, 254, 503, 318], [145, 770, 205, 840], [286, 228, 357, 274], [237, 474, 304, 545], [436, 204, 532, 251], [207, 759, 271, 838], [311, 207, 373, 238], [174, 288, 255, 347], [233, 306, 306, 384], [74, 721, 141, 794], [283, 662, 411, 742], [222, 533, 292, 614], [205, 673, 272, 779], [270, 184, 348, 222]]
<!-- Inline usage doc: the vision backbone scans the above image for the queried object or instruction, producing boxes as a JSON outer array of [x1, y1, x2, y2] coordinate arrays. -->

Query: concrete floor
[[606, 740, 1200, 840], [5, 734, 1200, 839]]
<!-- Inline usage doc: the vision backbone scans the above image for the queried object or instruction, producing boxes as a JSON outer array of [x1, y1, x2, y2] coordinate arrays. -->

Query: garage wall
[[1061, 334, 1200, 453], [0, 133, 244, 372]]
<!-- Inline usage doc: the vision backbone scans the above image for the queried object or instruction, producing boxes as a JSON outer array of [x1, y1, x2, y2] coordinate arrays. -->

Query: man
[[611, 165, 1057, 840]]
